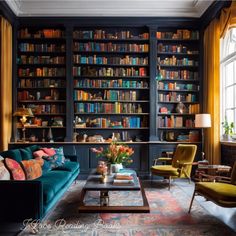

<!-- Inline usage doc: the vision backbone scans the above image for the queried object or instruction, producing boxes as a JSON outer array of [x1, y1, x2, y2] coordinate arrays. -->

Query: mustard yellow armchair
[[189, 161, 236, 212], [151, 144, 197, 190]]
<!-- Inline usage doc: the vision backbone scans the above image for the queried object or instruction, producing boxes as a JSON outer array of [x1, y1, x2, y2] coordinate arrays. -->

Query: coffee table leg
[[100, 190, 109, 206]]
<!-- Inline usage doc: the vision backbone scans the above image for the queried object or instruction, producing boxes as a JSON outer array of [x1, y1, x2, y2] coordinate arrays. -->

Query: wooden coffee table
[[78, 170, 150, 213]]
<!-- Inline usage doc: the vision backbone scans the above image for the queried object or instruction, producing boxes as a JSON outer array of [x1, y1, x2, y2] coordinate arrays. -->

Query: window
[[220, 28, 236, 134]]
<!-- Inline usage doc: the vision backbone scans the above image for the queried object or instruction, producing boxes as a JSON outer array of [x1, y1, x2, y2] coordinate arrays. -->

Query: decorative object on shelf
[[91, 142, 134, 171], [13, 107, 34, 142], [195, 114, 211, 160], [176, 102, 187, 114], [47, 128, 54, 142], [221, 118, 234, 141]]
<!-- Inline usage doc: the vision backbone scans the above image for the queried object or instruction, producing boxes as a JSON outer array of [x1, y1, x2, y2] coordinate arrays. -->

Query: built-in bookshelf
[[72, 28, 150, 142], [156, 29, 201, 142], [16, 27, 66, 142]]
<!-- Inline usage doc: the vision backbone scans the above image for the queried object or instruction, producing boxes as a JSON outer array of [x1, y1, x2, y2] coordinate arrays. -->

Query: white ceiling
[[5, 0, 214, 17]]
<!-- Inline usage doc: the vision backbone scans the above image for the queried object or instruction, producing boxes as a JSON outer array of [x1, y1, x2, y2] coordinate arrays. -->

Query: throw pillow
[[0, 156, 10, 180], [42, 155, 64, 169], [4, 158, 26, 180], [34, 156, 44, 166], [21, 160, 42, 180], [53, 147, 65, 164], [33, 150, 48, 158], [41, 147, 56, 156]]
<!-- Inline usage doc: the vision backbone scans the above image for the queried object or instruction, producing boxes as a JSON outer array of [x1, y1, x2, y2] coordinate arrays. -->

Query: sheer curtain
[[0, 17, 12, 151], [204, 1, 236, 164]]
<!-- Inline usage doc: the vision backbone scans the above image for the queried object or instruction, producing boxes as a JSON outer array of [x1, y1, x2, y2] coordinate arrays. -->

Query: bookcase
[[16, 27, 67, 142], [72, 27, 150, 142], [156, 29, 201, 143]]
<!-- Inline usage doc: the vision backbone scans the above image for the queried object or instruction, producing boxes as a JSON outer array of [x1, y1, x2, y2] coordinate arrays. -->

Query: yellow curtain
[[204, 1, 236, 164], [0, 17, 12, 151]]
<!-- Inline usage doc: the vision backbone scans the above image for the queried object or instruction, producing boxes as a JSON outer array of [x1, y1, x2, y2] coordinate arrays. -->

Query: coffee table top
[[83, 169, 140, 191]]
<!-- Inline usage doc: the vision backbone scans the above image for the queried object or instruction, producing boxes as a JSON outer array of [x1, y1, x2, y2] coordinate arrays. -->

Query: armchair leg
[[168, 176, 171, 190], [188, 190, 196, 213]]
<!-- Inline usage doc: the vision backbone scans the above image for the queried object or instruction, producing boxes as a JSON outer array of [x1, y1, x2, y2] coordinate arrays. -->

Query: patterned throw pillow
[[41, 148, 56, 156], [0, 156, 10, 180], [21, 160, 42, 180], [33, 150, 48, 158], [4, 158, 26, 180], [42, 154, 64, 169], [53, 147, 65, 164]]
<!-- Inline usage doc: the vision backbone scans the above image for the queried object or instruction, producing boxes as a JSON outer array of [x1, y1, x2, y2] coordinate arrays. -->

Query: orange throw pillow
[[4, 158, 26, 180], [21, 160, 42, 180]]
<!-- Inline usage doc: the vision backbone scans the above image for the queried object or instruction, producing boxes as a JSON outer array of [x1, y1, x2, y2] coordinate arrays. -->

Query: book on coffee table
[[113, 179, 135, 186], [115, 172, 133, 180]]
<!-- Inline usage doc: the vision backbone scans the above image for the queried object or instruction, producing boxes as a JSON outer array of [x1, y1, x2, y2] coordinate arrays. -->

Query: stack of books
[[113, 172, 135, 186]]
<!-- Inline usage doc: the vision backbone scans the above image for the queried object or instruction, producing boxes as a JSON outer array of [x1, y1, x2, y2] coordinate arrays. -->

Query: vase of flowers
[[91, 142, 134, 173]]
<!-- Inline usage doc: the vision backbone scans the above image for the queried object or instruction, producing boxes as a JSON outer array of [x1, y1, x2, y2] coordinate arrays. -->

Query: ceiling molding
[[4, 0, 214, 17]]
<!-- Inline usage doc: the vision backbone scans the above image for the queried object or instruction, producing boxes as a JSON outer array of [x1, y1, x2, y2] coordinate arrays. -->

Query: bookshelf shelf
[[73, 28, 150, 141], [15, 27, 67, 142], [156, 29, 200, 143]]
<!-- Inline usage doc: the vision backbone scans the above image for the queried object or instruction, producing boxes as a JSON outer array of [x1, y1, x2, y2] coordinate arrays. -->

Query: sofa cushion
[[151, 165, 179, 176], [28, 145, 40, 153], [53, 161, 79, 174], [0, 149, 22, 163], [20, 148, 33, 160], [0, 156, 10, 180], [36, 171, 72, 204], [4, 158, 26, 180], [21, 159, 42, 180]]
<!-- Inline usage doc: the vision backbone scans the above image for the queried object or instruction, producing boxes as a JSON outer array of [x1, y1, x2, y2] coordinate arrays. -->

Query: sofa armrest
[[0, 180, 43, 222], [65, 154, 77, 162]]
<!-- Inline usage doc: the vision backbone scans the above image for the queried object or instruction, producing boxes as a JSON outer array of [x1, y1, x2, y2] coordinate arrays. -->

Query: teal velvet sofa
[[0, 145, 80, 222]]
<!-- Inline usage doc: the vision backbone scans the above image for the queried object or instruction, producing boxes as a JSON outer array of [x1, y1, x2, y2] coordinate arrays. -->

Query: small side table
[[194, 164, 231, 182]]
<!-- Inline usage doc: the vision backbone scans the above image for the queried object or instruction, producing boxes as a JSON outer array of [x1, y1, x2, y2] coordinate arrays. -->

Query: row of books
[[159, 69, 198, 80], [73, 55, 148, 65], [158, 56, 198, 67], [73, 30, 149, 40], [158, 116, 194, 128], [158, 93, 197, 102], [73, 66, 147, 77], [73, 42, 149, 52], [156, 30, 199, 40], [18, 43, 65, 53], [18, 90, 62, 101], [84, 117, 142, 128], [157, 43, 199, 54], [158, 104, 200, 114], [18, 56, 65, 65], [75, 102, 144, 114], [24, 104, 65, 114], [158, 82, 199, 91], [188, 104, 200, 114], [18, 79, 65, 88], [18, 68, 65, 77], [74, 79, 148, 89], [18, 28, 64, 39], [74, 90, 138, 101]]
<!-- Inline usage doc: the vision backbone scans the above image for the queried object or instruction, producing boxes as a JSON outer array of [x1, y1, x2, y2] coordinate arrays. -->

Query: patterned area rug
[[19, 181, 235, 236]]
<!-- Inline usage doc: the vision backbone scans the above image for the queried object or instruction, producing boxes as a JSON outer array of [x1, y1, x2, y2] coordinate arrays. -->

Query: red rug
[[19, 181, 235, 236]]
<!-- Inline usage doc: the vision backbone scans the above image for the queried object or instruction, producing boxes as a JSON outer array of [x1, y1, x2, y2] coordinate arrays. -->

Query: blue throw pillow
[[53, 147, 66, 164], [41, 159, 52, 174]]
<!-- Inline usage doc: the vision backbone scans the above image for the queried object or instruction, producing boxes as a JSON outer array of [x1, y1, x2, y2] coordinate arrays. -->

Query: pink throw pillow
[[33, 150, 48, 158], [41, 148, 56, 156], [4, 158, 26, 180]]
